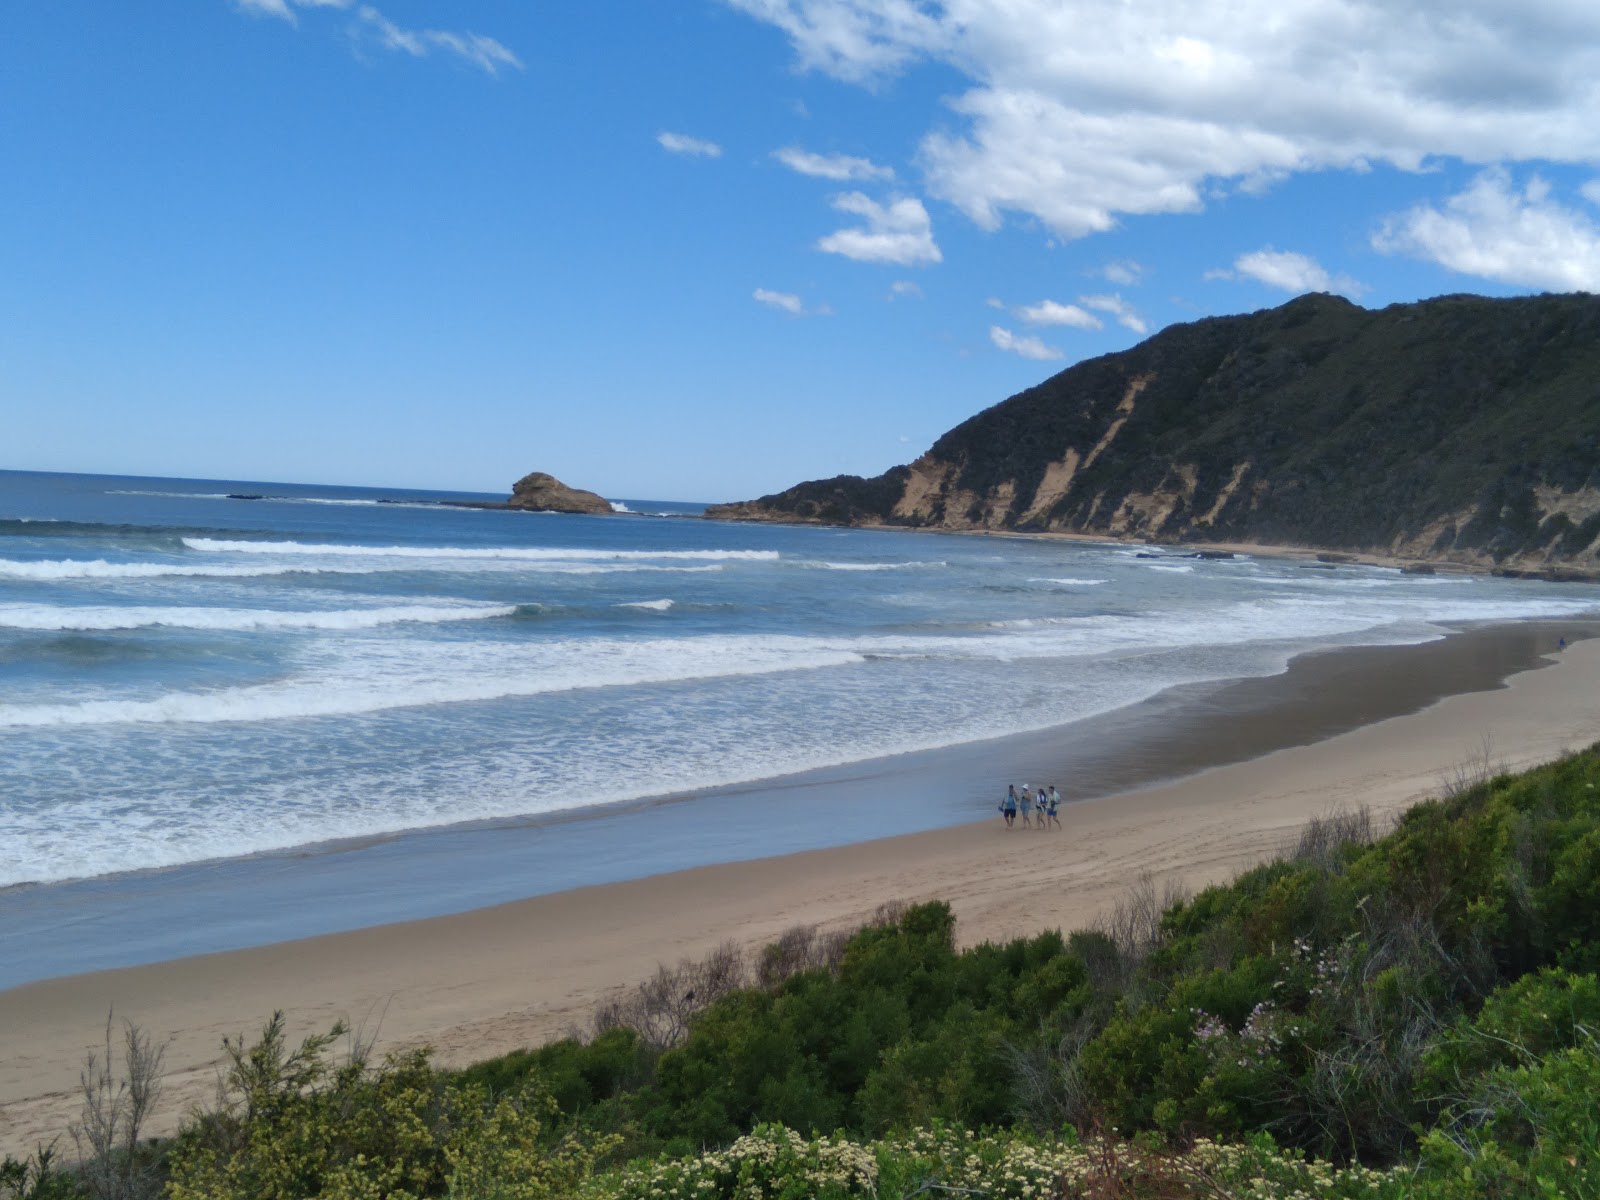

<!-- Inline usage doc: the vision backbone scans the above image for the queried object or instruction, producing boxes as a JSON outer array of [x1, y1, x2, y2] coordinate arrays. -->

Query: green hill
[[707, 292, 1600, 569]]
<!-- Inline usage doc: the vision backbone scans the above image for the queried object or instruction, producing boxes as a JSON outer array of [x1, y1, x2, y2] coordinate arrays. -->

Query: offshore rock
[[507, 472, 613, 515]]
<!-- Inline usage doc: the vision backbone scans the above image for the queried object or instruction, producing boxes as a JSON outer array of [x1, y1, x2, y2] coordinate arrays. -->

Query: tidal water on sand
[[5, 468, 1600, 982]]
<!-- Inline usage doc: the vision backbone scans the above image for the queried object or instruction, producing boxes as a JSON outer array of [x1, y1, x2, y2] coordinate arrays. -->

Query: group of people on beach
[[999, 784, 1062, 829]]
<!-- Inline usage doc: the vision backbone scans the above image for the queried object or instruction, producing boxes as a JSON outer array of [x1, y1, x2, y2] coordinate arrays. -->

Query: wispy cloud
[[1099, 260, 1145, 286], [754, 287, 830, 316], [990, 325, 1063, 361], [1209, 248, 1365, 297], [887, 280, 923, 300], [1016, 299, 1102, 329], [817, 193, 941, 266], [235, 0, 302, 20], [773, 146, 894, 181], [1374, 168, 1600, 292], [231, 0, 520, 75], [658, 132, 724, 158], [1079, 293, 1147, 334]]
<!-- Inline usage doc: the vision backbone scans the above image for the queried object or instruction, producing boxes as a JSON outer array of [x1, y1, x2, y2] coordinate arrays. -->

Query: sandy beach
[[4, 626, 1600, 1158]]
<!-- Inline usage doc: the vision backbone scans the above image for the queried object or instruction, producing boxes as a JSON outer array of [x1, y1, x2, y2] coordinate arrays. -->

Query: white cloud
[[1374, 168, 1600, 291], [774, 146, 894, 181], [990, 325, 1064, 361], [816, 192, 942, 266], [236, 0, 353, 21], [721, 0, 948, 83], [1221, 248, 1366, 297], [657, 131, 724, 158], [888, 280, 923, 299], [754, 288, 805, 315], [235, 0, 298, 19], [1016, 299, 1103, 330], [1100, 260, 1145, 285], [232, 1, 519, 74], [984, 296, 1005, 310], [754, 288, 831, 315], [1079, 293, 1148, 334], [728, 1, 1600, 240], [1583, 180, 1600, 207]]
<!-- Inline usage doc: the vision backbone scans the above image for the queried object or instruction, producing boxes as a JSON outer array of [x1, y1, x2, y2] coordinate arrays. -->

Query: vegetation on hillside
[[8, 745, 1600, 1198], [710, 292, 1600, 567]]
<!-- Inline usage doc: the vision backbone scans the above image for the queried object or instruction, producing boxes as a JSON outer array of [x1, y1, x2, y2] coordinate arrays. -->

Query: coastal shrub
[[640, 901, 1091, 1145], [598, 1124, 1420, 1200], [592, 940, 747, 1054], [1419, 967, 1600, 1097], [70, 1017, 166, 1200], [0, 1148, 82, 1200], [163, 1014, 618, 1200], [1416, 1037, 1600, 1198]]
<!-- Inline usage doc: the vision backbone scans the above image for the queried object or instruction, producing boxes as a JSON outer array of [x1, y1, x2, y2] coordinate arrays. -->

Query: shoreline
[[704, 510, 1600, 582], [2, 619, 1589, 989], [4, 621, 1600, 1156]]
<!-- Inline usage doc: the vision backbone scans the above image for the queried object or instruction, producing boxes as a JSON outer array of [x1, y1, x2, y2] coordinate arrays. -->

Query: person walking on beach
[[1001, 785, 1018, 828], [1035, 787, 1049, 831], [1019, 784, 1034, 828], [1045, 786, 1062, 830]]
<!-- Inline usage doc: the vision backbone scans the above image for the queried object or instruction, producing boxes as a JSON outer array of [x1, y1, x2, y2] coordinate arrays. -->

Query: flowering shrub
[[608, 1124, 876, 1199], [597, 1125, 1418, 1200]]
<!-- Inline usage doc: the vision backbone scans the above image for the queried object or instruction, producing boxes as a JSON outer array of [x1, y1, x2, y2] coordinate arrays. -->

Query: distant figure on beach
[[1045, 787, 1062, 830], [1019, 784, 1034, 828], [1001, 785, 1018, 828], [1035, 787, 1048, 831], [1559, 636, 1567, 651]]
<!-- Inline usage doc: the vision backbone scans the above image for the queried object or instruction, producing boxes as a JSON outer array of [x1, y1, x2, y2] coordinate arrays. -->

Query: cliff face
[[706, 292, 1600, 569]]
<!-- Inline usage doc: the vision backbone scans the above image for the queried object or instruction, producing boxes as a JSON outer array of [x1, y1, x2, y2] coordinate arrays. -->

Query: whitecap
[[0, 603, 516, 632], [181, 538, 778, 561], [0, 558, 385, 581]]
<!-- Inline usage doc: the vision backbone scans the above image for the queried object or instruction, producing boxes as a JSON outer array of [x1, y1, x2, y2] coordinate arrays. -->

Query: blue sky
[[5, 2, 1600, 501]]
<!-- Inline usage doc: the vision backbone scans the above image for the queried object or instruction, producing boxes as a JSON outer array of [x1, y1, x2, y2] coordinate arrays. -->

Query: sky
[[5, 2, 1600, 502]]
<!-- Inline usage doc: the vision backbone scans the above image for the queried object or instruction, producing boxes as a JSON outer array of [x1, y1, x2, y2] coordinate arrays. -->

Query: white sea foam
[[270, 497, 446, 511], [609, 501, 634, 513], [0, 558, 385, 581], [0, 634, 866, 727], [1030, 577, 1109, 586], [0, 603, 515, 632], [804, 560, 944, 571], [1145, 563, 1195, 574], [106, 490, 232, 499], [617, 599, 674, 610], [182, 538, 778, 561], [10, 585, 1597, 732], [0, 557, 725, 581]]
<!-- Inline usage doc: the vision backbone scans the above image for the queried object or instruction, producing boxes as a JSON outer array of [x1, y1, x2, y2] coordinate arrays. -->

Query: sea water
[[5, 467, 1600, 899]]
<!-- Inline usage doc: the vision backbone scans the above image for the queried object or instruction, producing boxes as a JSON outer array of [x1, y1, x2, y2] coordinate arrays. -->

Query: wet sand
[[2, 622, 1598, 1157]]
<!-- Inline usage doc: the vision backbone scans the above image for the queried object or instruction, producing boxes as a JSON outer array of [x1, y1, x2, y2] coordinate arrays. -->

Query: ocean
[[4, 468, 1600, 984]]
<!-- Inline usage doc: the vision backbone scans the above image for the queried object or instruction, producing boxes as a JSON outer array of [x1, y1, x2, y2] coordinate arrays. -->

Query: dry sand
[[4, 634, 1600, 1157]]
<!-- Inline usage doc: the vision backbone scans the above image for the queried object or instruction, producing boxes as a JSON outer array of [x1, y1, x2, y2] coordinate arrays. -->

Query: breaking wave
[[0, 603, 515, 632], [181, 538, 778, 561]]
